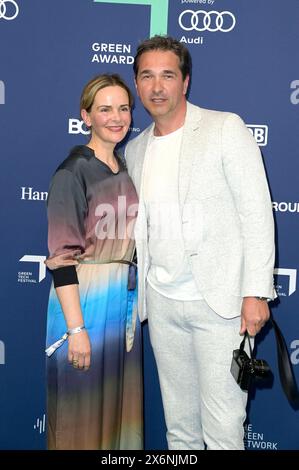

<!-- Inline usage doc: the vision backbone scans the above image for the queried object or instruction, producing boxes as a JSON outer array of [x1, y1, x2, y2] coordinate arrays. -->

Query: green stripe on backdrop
[[94, 0, 169, 36]]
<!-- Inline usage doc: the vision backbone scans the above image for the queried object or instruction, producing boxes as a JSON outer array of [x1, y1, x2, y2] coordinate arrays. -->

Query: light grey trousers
[[147, 284, 248, 450]]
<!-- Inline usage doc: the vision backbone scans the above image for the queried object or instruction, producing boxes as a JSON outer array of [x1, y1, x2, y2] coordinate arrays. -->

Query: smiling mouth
[[151, 98, 167, 104], [106, 126, 124, 132]]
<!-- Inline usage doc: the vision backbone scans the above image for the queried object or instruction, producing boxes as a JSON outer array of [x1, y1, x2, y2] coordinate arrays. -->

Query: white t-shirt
[[143, 126, 202, 300]]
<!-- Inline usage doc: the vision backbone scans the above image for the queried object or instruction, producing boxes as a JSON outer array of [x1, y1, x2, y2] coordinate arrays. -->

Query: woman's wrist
[[67, 325, 85, 335]]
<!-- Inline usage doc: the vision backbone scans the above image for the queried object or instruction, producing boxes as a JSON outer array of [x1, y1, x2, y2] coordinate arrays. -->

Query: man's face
[[135, 50, 189, 121]]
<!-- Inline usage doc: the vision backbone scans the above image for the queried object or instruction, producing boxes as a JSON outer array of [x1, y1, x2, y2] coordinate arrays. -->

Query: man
[[125, 36, 276, 450]]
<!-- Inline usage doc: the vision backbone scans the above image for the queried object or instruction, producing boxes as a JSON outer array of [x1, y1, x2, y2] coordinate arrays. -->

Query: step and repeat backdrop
[[0, 0, 298, 450]]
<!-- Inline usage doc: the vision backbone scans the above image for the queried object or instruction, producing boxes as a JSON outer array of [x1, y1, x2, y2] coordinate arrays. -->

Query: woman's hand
[[68, 330, 91, 370], [45, 250, 80, 270], [54, 284, 89, 369]]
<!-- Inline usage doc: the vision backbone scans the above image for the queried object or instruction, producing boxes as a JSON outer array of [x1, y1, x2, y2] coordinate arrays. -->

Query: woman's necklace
[[104, 156, 119, 173], [94, 152, 119, 173]]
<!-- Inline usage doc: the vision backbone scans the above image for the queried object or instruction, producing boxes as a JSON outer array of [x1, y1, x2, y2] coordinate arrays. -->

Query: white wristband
[[67, 325, 85, 335], [45, 325, 86, 357]]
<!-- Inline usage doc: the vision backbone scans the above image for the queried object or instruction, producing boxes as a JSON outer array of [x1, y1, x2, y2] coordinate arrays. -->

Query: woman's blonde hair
[[80, 74, 134, 113]]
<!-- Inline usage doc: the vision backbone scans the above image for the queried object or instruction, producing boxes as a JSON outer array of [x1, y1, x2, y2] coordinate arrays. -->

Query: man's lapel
[[178, 102, 203, 208], [132, 124, 154, 197]]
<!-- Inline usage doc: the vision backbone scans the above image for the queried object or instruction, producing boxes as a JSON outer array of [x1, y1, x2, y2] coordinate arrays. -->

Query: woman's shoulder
[[56, 145, 94, 173]]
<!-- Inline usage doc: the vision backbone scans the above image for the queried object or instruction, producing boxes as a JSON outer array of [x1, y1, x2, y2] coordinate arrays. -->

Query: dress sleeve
[[47, 168, 87, 287]]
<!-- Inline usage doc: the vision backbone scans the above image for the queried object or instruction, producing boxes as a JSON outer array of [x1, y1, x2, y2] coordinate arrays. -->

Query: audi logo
[[179, 10, 236, 33], [0, 0, 19, 20]]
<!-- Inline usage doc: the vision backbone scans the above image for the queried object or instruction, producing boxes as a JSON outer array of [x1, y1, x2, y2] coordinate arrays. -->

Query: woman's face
[[82, 85, 131, 146]]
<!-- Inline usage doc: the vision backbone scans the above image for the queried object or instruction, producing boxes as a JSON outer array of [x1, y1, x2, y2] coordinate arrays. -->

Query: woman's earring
[[82, 121, 91, 135]]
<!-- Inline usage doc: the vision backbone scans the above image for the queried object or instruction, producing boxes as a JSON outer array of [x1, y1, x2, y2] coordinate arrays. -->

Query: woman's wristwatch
[[255, 297, 270, 302]]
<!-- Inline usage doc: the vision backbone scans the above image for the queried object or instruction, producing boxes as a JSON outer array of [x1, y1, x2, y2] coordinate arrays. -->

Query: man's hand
[[240, 297, 270, 336]]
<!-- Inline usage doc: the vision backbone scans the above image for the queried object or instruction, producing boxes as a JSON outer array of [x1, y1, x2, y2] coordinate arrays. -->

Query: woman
[[45, 74, 142, 450]]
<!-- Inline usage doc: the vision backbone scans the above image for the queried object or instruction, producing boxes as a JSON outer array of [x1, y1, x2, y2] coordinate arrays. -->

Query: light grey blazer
[[125, 102, 276, 321]]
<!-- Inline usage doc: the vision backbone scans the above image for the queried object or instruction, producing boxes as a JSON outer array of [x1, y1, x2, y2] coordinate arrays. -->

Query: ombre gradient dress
[[46, 145, 142, 450]]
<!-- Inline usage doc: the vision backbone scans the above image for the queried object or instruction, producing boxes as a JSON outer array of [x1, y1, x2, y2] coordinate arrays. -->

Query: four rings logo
[[179, 10, 236, 33], [0, 0, 19, 20]]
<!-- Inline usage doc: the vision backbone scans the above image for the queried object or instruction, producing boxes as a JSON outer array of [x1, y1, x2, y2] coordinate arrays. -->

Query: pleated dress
[[46, 145, 142, 450]]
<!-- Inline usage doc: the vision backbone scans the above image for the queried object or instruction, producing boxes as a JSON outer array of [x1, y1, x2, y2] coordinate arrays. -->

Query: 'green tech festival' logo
[[94, 0, 169, 36]]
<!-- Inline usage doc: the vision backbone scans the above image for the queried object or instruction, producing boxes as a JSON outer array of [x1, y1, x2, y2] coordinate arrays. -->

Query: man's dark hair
[[133, 35, 192, 80]]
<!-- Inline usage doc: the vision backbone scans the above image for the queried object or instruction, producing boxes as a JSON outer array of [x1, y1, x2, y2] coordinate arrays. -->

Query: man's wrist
[[243, 296, 270, 302], [254, 296, 270, 302]]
